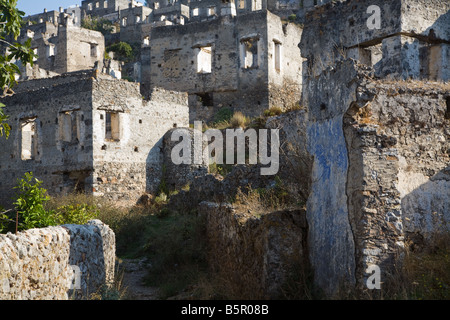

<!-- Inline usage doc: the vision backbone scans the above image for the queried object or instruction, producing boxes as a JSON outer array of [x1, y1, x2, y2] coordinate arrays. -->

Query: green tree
[[0, 0, 37, 138], [106, 41, 134, 62]]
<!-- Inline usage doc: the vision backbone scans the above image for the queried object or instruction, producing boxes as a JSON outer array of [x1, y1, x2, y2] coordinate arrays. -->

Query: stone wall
[[299, 0, 449, 81], [344, 79, 450, 288], [146, 10, 303, 122], [302, 58, 450, 296], [200, 201, 308, 299], [0, 71, 95, 207], [0, 71, 189, 208], [0, 220, 115, 300], [91, 81, 189, 203]]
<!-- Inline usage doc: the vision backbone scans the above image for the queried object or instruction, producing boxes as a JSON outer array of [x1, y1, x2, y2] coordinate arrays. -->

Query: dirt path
[[118, 258, 160, 300]]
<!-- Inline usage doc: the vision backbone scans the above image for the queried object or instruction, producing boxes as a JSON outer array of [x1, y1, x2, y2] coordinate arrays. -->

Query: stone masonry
[[0, 70, 188, 207], [0, 220, 115, 300]]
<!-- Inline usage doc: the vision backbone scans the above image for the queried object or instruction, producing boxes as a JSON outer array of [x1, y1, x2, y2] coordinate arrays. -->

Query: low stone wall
[[200, 201, 308, 299], [0, 220, 115, 300]]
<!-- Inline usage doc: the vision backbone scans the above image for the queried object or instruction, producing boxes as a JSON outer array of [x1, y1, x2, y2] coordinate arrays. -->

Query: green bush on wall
[[0, 172, 99, 234]]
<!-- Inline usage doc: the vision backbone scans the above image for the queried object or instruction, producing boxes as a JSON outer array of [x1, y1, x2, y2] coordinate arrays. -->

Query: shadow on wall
[[145, 136, 165, 195], [65, 220, 115, 299], [401, 166, 450, 249]]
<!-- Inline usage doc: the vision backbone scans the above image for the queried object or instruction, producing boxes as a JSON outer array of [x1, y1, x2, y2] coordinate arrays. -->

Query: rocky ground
[[118, 258, 159, 300]]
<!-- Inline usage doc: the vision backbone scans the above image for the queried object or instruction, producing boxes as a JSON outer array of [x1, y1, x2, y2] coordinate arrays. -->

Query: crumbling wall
[[299, 0, 449, 81], [0, 71, 96, 207], [12, 20, 105, 78], [0, 220, 115, 300], [302, 58, 449, 296], [0, 71, 189, 207], [344, 80, 450, 286], [302, 59, 361, 296], [58, 25, 105, 74], [91, 79, 189, 203], [267, 14, 303, 110], [200, 201, 308, 299], [147, 11, 303, 122]]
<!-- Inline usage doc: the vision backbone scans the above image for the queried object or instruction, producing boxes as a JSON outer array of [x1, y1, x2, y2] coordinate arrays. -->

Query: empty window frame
[[32, 48, 38, 62], [104, 1, 108, 8], [105, 112, 120, 141], [197, 46, 212, 74], [122, 17, 127, 27], [20, 118, 38, 161], [241, 37, 259, 69], [60, 111, 79, 143], [96, 2, 100, 8], [274, 40, 281, 72], [88, 3, 93, 10], [90, 43, 98, 57], [26, 30, 35, 39], [192, 8, 199, 17], [47, 44, 56, 57], [239, 0, 246, 9], [163, 48, 181, 77], [207, 6, 216, 16], [143, 36, 150, 46]]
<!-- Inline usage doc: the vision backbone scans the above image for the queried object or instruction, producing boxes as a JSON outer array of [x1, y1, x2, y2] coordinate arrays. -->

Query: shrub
[[0, 206, 13, 233], [106, 42, 134, 62], [263, 106, 283, 117], [13, 172, 56, 231], [81, 16, 114, 35], [213, 107, 233, 124], [230, 111, 250, 128], [54, 204, 99, 225]]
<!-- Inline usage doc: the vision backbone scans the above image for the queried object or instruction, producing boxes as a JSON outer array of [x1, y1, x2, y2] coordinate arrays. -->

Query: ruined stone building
[[0, 71, 188, 206], [0, 0, 448, 299], [13, 11, 105, 80], [298, 0, 449, 296], [141, 8, 303, 121]]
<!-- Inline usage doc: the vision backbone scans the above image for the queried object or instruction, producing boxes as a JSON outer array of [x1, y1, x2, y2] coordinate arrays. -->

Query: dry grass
[[230, 111, 251, 128]]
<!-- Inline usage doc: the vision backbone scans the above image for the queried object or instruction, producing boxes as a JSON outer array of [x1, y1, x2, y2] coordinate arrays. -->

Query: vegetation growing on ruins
[[106, 41, 135, 62], [0, 172, 99, 233], [81, 16, 115, 35]]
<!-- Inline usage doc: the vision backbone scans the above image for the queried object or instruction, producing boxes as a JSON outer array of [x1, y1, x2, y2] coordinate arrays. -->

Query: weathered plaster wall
[[303, 58, 449, 296], [0, 220, 115, 300], [302, 59, 362, 296]]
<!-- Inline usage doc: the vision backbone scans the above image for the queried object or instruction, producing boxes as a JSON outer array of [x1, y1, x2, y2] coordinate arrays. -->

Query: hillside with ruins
[[0, 0, 449, 302]]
